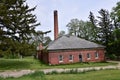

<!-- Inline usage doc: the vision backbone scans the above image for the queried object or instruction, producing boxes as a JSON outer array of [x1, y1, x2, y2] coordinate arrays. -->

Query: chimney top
[[54, 10, 57, 12]]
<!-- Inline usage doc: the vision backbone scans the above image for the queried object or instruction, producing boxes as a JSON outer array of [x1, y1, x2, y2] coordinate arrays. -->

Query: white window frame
[[95, 52, 99, 59], [59, 55, 63, 62], [69, 55, 73, 61], [87, 53, 91, 59]]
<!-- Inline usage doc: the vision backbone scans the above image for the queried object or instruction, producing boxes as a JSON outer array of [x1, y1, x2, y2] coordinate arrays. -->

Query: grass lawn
[[0, 57, 117, 71], [46, 69, 120, 80], [0, 69, 120, 80]]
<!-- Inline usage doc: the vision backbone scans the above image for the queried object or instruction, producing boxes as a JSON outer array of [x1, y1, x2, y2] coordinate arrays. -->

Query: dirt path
[[0, 70, 35, 78], [42, 61, 120, 74], [0, 61, 120, 78]]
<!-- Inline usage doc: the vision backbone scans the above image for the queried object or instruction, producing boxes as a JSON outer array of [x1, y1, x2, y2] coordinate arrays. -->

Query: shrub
[[109, 54, 117, 60]]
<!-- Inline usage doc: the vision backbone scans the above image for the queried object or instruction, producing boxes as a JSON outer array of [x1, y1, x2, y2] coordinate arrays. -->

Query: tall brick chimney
[[54, 10, 59, 40]]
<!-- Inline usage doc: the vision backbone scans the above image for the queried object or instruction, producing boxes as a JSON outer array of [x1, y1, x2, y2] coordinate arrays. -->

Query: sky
[[26, 0, 119, 40]]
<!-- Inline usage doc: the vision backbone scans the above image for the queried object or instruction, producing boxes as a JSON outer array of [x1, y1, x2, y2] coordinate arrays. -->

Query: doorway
[[79, 55, 82, 62]]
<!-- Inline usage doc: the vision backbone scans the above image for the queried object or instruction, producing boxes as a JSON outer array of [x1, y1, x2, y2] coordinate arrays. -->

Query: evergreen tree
[[97, 9, 113, 46], [89, 12, 99, 42], [0, 0, 40, 58]]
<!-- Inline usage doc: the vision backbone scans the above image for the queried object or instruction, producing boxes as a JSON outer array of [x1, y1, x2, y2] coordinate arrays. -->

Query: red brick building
[[38, 10, 105, 65]]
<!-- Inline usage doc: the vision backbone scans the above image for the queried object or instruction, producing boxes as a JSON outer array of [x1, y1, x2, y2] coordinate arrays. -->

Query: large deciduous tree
[[111, 1, 120, 41], [66, 19, 98, 41], [66, 19, 80, 36]]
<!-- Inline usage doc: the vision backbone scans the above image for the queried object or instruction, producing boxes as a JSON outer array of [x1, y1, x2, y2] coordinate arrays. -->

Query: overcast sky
[[26, 0, 119, 40]]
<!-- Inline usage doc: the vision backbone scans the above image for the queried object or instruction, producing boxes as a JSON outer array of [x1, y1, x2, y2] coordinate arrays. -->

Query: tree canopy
[[0, 0, 40, 58]]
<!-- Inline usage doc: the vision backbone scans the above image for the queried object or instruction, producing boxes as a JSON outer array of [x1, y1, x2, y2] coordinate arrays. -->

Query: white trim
[[59, 61, 63, 63]]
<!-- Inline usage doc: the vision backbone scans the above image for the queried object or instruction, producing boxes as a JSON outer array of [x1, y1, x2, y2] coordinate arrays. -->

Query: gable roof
[[47, 35, 105, 50]]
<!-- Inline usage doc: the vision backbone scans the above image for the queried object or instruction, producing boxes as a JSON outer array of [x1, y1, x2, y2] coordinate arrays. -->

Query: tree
[[0, 0, 40, 58], [66, 19, 98, 41], [58, 31, 65, 37], [89, 12, 99, 42], [108, 1, 120, 58], [111, 1, 120, 41], [111, 2, 120, 23], [31, 30, 51, 47], [0, 0, 40, 41], [97, 9, 113, 46], [66, 19, 80, 36]]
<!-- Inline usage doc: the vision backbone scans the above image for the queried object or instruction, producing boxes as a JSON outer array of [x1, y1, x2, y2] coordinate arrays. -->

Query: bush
[[109, 54, 117, 60]]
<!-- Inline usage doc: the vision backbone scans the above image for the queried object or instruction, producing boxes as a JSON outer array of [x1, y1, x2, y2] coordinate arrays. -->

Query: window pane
[[59, 55, 63, 61], [95, 52, 99, 58], [69, 55, 73, 60], [87, 53, 90, 59]]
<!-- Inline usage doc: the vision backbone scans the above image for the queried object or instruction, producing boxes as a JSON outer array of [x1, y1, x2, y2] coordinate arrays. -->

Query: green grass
[[0, 57, 117, 71], [1, 69, 120, 80], [46, 69, 120, 80]]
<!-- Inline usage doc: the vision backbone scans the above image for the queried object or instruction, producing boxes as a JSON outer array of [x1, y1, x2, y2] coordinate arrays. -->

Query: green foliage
[[66, 19, 98, 41], [66, 3, 120, 57], [108, 54, 117, 60], [108, 40, 120, 58], [0, 0, 40, 58], [105, 1, 120, 58], [88, 12, 98, 42], [97, 9, 113, 46], [31, 31, 51, 48], [112, 28, 120, 42], [111, 1, 120, 23]]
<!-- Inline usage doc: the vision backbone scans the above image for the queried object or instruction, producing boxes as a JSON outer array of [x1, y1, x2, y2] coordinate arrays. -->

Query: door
[[79, 55, 82, 62]]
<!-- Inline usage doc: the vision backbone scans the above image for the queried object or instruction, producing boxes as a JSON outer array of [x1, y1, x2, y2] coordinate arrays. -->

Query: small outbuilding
[[38, 10, 105, 65]]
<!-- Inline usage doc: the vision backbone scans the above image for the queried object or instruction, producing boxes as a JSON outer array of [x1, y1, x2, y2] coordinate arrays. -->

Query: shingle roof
[[47, 35, 105, 50]]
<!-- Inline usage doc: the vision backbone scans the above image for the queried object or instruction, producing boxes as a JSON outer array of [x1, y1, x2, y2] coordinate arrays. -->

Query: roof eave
[[47, 47, 105, 51]]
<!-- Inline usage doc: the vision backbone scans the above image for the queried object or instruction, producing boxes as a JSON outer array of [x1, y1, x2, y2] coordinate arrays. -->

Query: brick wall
[[48, 48, 105, 65], [38, 50, 49, 64]]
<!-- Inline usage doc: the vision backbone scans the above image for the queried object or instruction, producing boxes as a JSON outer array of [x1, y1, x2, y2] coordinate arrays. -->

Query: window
[[59, 55, 63, 62], [69, 55, 73, 61], [87, 53, 91, 59], [95, 52, 99, 59]]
